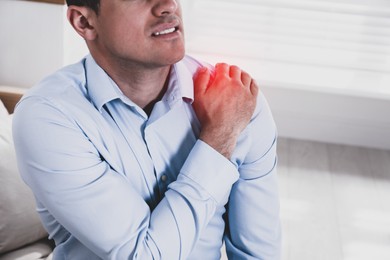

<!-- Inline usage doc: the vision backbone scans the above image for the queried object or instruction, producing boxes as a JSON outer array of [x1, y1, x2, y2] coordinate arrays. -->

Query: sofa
[[0, 86, 54, 260]]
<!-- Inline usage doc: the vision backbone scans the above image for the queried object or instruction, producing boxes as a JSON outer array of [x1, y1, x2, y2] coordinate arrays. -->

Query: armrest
[[0, 86, 25, 114]]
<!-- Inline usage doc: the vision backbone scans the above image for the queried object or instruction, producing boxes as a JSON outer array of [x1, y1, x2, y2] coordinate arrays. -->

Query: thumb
[[193, 67, 211, 95]]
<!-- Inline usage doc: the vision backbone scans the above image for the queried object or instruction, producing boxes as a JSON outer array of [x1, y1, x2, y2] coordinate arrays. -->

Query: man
[[13, 0, 281, 259]]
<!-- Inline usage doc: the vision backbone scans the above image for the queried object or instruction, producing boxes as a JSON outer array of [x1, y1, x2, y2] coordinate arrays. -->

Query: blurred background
[[0, 0, 389, 259]]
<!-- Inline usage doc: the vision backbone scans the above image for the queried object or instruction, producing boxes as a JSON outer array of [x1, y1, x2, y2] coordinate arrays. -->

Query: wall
[[0, 0, 87, 88]]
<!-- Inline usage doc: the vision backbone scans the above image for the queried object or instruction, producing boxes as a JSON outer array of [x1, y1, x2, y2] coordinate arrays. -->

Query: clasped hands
[[193, 63, 258, 159]]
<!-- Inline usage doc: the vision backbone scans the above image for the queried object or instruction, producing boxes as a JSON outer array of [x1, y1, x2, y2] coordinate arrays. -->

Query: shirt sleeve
[[12, 96, 239, 260], [225, 92, 282, 260]]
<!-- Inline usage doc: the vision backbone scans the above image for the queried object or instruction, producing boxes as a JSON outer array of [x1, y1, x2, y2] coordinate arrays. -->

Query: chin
[[162, 48, 185, 66]]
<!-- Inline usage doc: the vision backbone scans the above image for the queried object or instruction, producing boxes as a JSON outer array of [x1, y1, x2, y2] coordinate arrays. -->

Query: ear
[[67, 6, 97, 41]]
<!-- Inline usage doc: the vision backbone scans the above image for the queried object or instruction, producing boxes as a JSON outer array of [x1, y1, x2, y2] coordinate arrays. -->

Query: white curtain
[[182, 0, 390, 96]]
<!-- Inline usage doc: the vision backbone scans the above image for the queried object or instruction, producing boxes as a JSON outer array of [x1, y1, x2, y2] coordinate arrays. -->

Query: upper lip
[[151, 18, 180, 36]]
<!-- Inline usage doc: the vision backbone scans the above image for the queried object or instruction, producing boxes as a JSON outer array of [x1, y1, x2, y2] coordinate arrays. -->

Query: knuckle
[[215, 62, 228, 68], [241, 71, 250, 78], [231, 65, 240, 71]]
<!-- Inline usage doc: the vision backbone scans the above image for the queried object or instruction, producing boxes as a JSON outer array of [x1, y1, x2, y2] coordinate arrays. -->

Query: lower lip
[[152, 30, 181, 40]]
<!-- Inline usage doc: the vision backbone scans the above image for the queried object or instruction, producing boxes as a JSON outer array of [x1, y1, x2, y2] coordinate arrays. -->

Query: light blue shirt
[[13, 55, 281, 260]]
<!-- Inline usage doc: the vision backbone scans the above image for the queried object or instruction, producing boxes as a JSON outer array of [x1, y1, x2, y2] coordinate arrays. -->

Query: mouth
[[152, 26, 179, 37]]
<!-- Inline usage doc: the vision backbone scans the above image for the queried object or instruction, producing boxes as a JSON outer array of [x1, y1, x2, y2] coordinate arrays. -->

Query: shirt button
[[161, 174, 168, 182]]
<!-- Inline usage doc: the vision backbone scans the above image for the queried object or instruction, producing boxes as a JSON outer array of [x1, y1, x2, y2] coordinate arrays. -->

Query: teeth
[[154, 27, 176, 36]]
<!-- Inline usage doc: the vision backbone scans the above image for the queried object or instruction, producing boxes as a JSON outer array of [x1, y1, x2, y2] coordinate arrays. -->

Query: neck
[[92, 54, 172, 114], [112, 65, 171, 113]]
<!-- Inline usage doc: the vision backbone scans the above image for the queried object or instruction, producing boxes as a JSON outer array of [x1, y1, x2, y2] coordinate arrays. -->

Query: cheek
[[109, 26, 143, 50]]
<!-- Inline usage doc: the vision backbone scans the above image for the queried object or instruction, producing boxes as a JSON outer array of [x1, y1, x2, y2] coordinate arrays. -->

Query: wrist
[[199, 129, 238, 159]]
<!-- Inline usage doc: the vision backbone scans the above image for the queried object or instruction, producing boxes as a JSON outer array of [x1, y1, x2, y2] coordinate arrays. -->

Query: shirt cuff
[[179, 140, 239, 205]]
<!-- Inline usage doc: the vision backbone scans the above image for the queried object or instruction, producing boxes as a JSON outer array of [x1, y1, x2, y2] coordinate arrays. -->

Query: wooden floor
[[278, 137, 390, 260], [221, 137, 390, 260]]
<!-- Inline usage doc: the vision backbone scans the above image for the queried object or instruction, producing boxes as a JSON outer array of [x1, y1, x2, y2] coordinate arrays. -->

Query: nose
[[152, 0, 178, 17]]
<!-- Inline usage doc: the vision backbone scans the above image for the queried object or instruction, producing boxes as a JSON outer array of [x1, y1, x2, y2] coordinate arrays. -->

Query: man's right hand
[[192, 63, 258, 159]]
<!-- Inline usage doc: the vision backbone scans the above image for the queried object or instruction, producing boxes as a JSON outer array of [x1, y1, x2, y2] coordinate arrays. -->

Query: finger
[[193, 67, 211, 95], [250, 79, 259, 97], [241, 70, 251, 87], [229, 65, 241, 79], [215, 63, 229, 77]]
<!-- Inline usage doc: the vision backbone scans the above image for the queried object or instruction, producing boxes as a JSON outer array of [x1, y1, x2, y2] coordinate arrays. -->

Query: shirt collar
[[170, 58, 194, 103], [84, 54, 195, 112]]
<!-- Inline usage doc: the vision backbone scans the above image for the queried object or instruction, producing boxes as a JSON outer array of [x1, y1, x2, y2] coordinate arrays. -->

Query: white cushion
[[0, 239, 53, 260], [0, 98, 7, 116], [0, 99, 48, 254]]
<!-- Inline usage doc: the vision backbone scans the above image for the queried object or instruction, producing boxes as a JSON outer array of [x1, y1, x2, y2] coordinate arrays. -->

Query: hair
[[66, 0, 100, 14]]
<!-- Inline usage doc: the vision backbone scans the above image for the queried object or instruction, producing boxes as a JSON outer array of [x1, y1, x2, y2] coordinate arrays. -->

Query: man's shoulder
[[23, 58, 88, 103], [14, 57, 94, 123]]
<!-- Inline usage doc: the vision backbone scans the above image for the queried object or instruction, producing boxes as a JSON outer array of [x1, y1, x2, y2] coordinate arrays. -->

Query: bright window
[[182, 0, 390, 98]]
